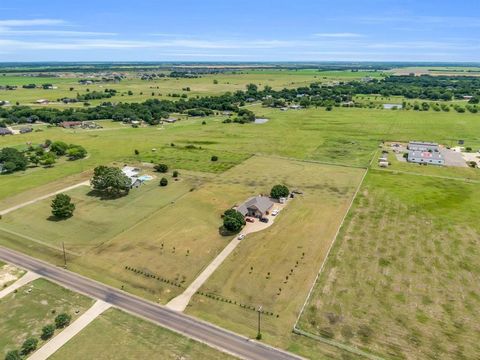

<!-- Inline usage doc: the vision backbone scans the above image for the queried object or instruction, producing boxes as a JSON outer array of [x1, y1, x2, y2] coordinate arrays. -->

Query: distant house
[[246, 97, 256, 102], [122, 166, 144, 188], [407, 141, 444, 166], [463, 95, 473, 100], [163, 117, 178, 123], [0, 128, 13, 136], [289, 104, 302, 110], [19, 127, 33, 134], [236, 196, 274, 218], [60, 121, 82, 128], [383, 103, 403, 110], [0, 100, 10, 106], [35, 99, 50, 105]]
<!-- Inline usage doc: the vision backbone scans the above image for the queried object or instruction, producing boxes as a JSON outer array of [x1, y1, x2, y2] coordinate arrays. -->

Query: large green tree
[[270, 184, 289, 199], [0, 148, 28, 173], [51, 193, 75, 219], [91, 166, 131, 196], [223, 209, 245, 233]]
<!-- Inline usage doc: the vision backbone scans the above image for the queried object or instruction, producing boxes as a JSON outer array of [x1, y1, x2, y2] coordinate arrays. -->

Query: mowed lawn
[[298, 170, 480, 360], [50, 308, 235, 360], [0, 279, 93, 357], [186, 159, 365, 352], [0, 175, 193, 254]]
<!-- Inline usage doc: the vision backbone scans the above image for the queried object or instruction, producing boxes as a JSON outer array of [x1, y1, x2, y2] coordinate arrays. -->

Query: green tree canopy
[[91, 166, 131, 196], [66, 145, 87, 160], [270, 184, 290, 199], [21, 337, 38, 356], [55, 313, 72, 329], [50, 141, 69, 156], [159, 177, 168, 186], [51, 193, 75, 219], [223, 209, 245, 233], [5, 350, 21, 360], [41, 324, 56, 340], [154, 163, 168, 173], [0, 148, 28, 173]]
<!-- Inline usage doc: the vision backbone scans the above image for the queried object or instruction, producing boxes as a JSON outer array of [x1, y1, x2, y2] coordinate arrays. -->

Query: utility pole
[[62, 242, 67, 268], [256, 306, 262, 340]]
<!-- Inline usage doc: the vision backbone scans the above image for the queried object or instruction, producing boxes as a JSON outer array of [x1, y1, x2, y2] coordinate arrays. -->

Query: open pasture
[[0, 278, 93, 357], [186, 158, 365, 346], [298, 170, 480, 360], [0, 69, 381, 107], [2, 106, 480, 203]]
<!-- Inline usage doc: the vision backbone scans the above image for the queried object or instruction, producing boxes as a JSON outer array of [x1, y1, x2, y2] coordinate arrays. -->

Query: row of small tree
[[5, 313, 71, 360]]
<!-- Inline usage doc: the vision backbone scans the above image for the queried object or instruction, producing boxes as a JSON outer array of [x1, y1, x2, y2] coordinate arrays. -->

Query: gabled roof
[[236, 196, 274, 216]]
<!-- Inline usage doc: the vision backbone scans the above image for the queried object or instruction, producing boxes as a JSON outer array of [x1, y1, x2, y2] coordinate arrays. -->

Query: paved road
[[0, 247, 303, 360]]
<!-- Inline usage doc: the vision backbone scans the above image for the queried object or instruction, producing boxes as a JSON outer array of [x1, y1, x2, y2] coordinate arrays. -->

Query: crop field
[[0, 69, 382, 107], [298, 170, 480, 360], [0, 278, 94, 357], [50, 308, 235, 360], [186, 159, 365, 349]]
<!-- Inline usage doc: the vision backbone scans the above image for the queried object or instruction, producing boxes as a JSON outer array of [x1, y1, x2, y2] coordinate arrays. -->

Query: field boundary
[[292, 328, 385, 360], [291, 167, 371, 358], [254, 153, 370, 170]]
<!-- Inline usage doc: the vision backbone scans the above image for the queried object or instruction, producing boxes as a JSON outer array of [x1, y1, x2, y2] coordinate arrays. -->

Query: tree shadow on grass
[[218, 226, 240, 237], [86, 189, 129, 201], [47, 215, 71, 222]]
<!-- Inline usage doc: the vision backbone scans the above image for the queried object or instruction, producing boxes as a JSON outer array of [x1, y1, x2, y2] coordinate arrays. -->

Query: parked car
[[237, 234, 245, 240], [260, 217, 269, 223], [246, 217, 255, 223], [271, 209, 279, 216]]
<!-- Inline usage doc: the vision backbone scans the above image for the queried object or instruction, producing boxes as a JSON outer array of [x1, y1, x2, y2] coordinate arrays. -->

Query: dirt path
[[27, 300, 111, 360], [0, 271, 41, 299], [0, 180, 90, 216], [166, 201, 287, 312]]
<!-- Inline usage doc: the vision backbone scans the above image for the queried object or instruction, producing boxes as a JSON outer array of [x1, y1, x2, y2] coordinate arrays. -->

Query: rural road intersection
[[0, 246, 303, 360]]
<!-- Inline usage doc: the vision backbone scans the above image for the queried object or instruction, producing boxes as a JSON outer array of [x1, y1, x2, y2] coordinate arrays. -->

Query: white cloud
[[313, 32, 364, 38], [0, 19, 66, 27]]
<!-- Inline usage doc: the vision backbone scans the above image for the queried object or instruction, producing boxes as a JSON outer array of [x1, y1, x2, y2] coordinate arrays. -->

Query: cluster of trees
[[0, 141, 87, 174], [91, 165, 131, 196], [4, 313, 71, 360], [2, 75, 479, 128], [76, 88, 117, 101], [0, 148, 28, 173]]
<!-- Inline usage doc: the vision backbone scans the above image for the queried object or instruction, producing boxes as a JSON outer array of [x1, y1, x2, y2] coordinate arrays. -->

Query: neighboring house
[[0, 128, 13, 136], [122, 166, 144, 188], [35, 99, 50, 105], [60, 121, 82, 128], [236, 196, 274, 218], [289, 104, 302, 110], [19, 127, 33, 134], [407, 141, 445, 165], [383, 103, 403, 109], [163, 117, 178, 123], [0, 100, 10, 106]]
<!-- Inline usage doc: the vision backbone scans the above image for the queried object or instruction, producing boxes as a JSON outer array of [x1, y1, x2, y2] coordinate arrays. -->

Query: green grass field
[[0, 278, 94, 357], [2, 106, 479, 204], [49, 308, 235, 360], [185, 159, 365, 354], [298, 170, 480, 360], [0, 69, 382, 107]]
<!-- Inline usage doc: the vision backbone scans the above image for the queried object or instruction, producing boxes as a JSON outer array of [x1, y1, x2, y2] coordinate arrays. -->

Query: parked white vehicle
[[271, 209, 279, 216], [237, 234, 245, 240]]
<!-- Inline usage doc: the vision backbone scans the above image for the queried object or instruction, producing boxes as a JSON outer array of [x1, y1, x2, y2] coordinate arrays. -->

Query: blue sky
[[0, 0, 479, 62]]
